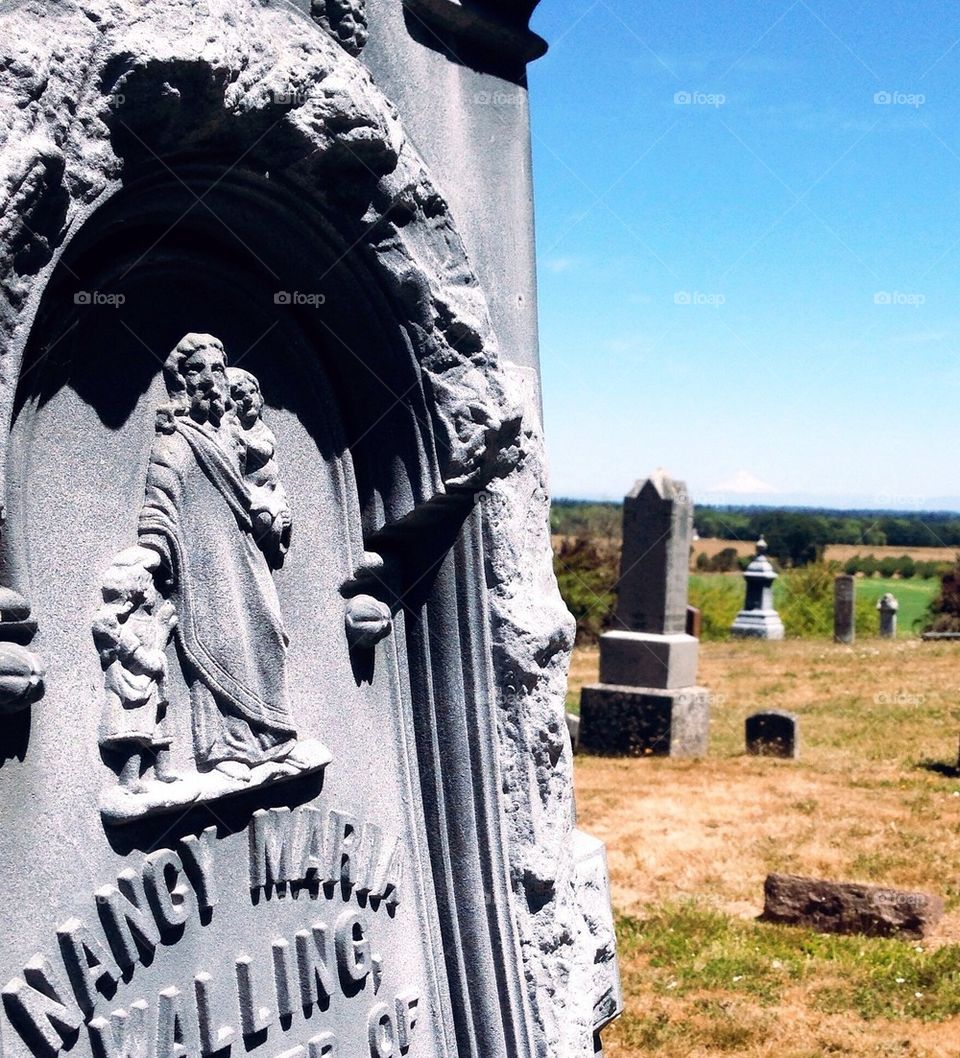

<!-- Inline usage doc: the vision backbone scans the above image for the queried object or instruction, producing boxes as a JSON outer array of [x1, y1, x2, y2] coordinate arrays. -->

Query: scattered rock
[[762, 873, 944, 939]]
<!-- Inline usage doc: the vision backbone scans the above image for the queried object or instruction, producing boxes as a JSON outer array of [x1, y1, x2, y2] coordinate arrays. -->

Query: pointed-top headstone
[[616, 470, 693, 635]]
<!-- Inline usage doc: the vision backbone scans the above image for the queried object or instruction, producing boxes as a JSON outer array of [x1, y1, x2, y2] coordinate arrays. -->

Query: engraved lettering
[[271, 940, 295, 1020], [236, 956, 274, 1036], [143, 851, 194, 931], [96, 871, 161, 969], [308, 1032, 336, 1058], [371, 837, 403, 909], [249, 809, 298, 889], [355, 823, 382, 895], [56, 917, 121, 1016], [179, 829, 219, 912], [299, 808, 326, 881], [88, 1000, 149, 1058], [155, 987, 187, 1058], [334, 911, 370, 984], [326, 812, 359, 887], [295, 924, 334, 1009], [194, 973, 235, 1054], [395, 992, 419, 1049], [1, 956, 83, 1058], [367, 1002, 395, 1058]]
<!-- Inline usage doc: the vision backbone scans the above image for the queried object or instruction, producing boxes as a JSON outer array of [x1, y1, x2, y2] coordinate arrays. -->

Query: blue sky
[[527, 0, 960, 508]]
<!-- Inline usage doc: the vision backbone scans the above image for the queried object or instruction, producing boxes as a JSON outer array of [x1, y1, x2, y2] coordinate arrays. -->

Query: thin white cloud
[[709, 469, 780, 495], [544, 256, 578, 274]]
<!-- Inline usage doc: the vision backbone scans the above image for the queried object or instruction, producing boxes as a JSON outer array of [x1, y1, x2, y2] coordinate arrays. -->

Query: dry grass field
[[570, 639, 960, 1057]]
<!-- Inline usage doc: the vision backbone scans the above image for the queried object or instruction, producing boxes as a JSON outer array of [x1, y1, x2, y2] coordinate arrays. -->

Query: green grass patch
[[617, 903, 960, 1021], [688, 572, 939, 640], [856, 577, 939, 636]]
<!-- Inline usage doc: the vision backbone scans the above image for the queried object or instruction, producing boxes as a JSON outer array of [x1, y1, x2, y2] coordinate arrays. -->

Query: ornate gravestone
[[731, 538, 784, 640], [0, 5, 619, 1058], [580, 472, 710, 757]]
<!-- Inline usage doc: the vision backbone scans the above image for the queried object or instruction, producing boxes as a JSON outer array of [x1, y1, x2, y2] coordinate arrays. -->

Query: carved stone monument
[[0, 5, 618, 1058], [834, 574, 856, 644], [731, 538, 785, 640], [580, 472, 710, 757]]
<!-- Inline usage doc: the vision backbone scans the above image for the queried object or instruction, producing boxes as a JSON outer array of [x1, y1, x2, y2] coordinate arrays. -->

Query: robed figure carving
[[96, 334, 329, 824]]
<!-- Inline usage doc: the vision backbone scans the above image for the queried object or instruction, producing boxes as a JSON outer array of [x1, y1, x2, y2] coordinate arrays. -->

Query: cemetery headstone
[[878, 592, 899, 638], [580, 472, 710, 756], [834, 574, 856, 644], [0, 5, 619, 1058], [745, 710, 799, 759], [731, 538, 785, 639]]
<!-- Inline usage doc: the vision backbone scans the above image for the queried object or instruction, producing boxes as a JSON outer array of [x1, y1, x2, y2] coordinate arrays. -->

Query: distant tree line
[[695, 506, 960, 566], [551, 499, 960, 569]]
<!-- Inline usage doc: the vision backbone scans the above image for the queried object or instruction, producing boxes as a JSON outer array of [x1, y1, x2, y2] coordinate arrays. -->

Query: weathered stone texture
[[745, 710, 798, 759], [579, 685, 709, 758], [762, 874, 944, 939]]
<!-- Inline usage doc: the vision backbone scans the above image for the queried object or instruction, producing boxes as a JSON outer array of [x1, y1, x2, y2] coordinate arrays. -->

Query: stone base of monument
[[579, 684, 709, 757], [598, 630, 699, 689], [100, 737, 332, 825], [731, 609, 785, 639]]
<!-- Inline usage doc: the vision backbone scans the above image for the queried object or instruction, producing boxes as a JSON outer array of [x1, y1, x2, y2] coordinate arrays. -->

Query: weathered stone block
[[834, 574, 856, 644], [746, 710, 798, 759], [598, 630, 699, 690], [579, 684, 709, 757], [762, 874, 944, 938]]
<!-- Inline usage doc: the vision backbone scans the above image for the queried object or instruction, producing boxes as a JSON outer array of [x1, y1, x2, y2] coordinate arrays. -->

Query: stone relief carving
[[311, 0, 368, 55], [96, 334, 331, 824], [94, 546, 178, 790], [0, 1, 616, 1048]]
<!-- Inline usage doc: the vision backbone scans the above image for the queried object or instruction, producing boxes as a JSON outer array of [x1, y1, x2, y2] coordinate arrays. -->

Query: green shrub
[[924, 559, 960, 633], [688, 576, 741, 641], [775, 563, 877, 638], [553, 536, 618, 643], [879, 556, 899, 578]]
